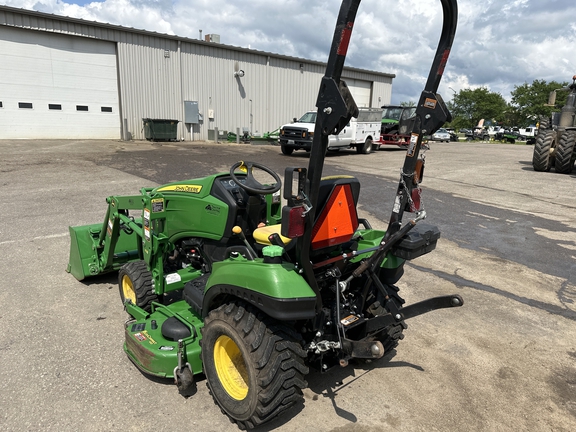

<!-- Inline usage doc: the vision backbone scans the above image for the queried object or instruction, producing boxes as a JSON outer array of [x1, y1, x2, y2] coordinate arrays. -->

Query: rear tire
[[281, 145, 294, 155], [532, 130, 555, 172], [357, 138, 373, 154], [201, 302, 308, 429], [555, 131, 576, 174], [118, 261, 157, 311]]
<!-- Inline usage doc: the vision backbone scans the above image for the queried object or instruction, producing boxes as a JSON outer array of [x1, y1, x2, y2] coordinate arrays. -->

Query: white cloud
[[3, 0, 576, 104]]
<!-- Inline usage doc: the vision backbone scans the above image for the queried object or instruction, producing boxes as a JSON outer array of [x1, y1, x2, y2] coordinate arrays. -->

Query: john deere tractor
[[533, 75, 576, 173], [67, 0, 462, 428]]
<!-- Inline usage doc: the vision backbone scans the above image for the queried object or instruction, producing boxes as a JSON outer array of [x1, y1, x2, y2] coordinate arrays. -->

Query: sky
[[3, 0, 575, 105]]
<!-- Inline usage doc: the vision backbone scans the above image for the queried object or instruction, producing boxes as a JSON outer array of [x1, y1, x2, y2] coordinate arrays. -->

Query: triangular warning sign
[[312, 184, 358, 250]]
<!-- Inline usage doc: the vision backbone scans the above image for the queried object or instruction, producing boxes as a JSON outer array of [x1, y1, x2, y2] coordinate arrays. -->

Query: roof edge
[[0, 4, 395, 79]]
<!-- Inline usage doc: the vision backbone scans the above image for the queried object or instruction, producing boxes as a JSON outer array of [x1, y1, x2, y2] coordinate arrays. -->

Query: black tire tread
[[118, 260, 156, 311], [357, 138, 373, 154], [555, 131, 576, 174], [532, 130, 555, 172], [202, 302, 308, 429]]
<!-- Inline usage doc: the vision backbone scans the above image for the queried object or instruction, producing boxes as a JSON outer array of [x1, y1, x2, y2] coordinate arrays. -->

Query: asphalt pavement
[[0, 138, 575, 431]]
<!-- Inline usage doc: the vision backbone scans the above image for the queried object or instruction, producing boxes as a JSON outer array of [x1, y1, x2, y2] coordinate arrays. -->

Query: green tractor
[[67, 0, 462, 428], [380, 104, 417, 135]]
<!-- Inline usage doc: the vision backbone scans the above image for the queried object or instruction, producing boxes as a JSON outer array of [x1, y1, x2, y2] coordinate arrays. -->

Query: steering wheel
[[230, 161, 281, 195]]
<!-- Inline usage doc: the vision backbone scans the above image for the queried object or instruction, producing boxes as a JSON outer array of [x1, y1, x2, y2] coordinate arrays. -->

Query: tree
[[400, 101, 416, 107], [448, 87, 508, 129], [510, 79, 569, 126]]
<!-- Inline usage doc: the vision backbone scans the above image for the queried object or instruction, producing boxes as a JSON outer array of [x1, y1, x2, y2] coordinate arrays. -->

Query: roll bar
[[299, 0, 458, 309]]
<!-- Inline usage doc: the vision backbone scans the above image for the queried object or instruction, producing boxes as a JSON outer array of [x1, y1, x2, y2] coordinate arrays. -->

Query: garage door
[[343, 78, 372, 107], [0, 26, 119, 139]]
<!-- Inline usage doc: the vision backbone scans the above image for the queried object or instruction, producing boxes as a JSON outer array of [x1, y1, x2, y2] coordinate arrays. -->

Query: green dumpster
[[143, 118, 179, 141]]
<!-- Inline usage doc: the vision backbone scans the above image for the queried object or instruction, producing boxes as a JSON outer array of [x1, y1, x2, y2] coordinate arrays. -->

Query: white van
[[279, 108, 382, 155]]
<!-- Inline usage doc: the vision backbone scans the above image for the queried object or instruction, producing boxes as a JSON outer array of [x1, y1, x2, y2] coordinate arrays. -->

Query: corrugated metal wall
[[117, 36, 183, 140], [0, 5, 393, 141]]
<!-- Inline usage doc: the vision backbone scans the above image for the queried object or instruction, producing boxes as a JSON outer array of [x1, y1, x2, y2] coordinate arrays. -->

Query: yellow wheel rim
[[121, 275, 137, 304], [214, 335, 249, 400]]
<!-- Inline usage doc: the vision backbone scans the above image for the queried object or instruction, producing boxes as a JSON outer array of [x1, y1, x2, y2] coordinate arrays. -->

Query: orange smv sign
[[311, 184, 358, 250]]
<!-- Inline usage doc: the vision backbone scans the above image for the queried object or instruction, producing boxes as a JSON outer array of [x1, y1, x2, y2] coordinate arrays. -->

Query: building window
[[101, 106, 112, 113], [49, 104, 62, 110], [19, 102, 33, 109], [0, 101, 3, 108], [76, 105, 89, 111]]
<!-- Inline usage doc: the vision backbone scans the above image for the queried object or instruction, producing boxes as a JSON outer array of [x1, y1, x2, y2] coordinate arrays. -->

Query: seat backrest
[[311, 176, 360, 250]]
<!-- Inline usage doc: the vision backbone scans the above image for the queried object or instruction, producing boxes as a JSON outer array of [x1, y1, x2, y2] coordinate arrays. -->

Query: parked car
[[431, 128, 451, 142]]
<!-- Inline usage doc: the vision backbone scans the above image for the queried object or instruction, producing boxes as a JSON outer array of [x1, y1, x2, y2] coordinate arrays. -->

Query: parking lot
[[1, 139, 575, 431]]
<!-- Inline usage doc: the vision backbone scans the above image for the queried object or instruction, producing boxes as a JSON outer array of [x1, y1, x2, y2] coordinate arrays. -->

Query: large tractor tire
[[118, 261, 157, 311], [555, 131, 576, 174], [532, 130, 555, 172], [201, 302, 308, 429]]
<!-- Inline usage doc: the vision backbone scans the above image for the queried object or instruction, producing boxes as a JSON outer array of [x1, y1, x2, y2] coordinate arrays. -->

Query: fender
[[203, 260, 316, 321]]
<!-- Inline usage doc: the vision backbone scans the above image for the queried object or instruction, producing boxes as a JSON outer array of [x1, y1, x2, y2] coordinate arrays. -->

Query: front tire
[[555, 131, 576, 174], [532, 130, 555, 172], [118, 261, 157, 311], [357, 138, 373, 154], [281, 145, 294, 155], [201, 302, 308, 429]]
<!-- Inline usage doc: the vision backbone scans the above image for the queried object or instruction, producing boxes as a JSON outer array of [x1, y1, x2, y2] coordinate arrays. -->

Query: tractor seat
[[253, 224, 292, 246]]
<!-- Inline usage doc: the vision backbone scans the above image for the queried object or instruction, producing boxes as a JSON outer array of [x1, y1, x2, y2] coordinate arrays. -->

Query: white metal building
[[0, 5, 394, 141]]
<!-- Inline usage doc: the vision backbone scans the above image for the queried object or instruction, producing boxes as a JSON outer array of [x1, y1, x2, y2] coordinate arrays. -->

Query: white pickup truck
[[278, 108, 383, 155]]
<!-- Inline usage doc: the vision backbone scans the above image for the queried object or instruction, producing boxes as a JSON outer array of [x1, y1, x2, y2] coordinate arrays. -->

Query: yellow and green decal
[[157, 184, 203, 193]]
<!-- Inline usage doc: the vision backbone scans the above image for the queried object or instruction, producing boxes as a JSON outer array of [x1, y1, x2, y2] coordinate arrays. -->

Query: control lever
[[232, 226, 258, 258], [268, 232, 287, 248], [268, 233, 292, 263]]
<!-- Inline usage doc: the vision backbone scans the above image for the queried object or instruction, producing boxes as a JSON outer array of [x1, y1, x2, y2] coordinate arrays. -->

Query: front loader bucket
[[67, 223, 140, 280], [67, 223, 102, 280]]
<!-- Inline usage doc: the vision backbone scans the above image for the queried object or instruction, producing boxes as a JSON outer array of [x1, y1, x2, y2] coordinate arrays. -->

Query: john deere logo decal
[[205, 204, 221, 215], [157, 184, 202, 193]]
